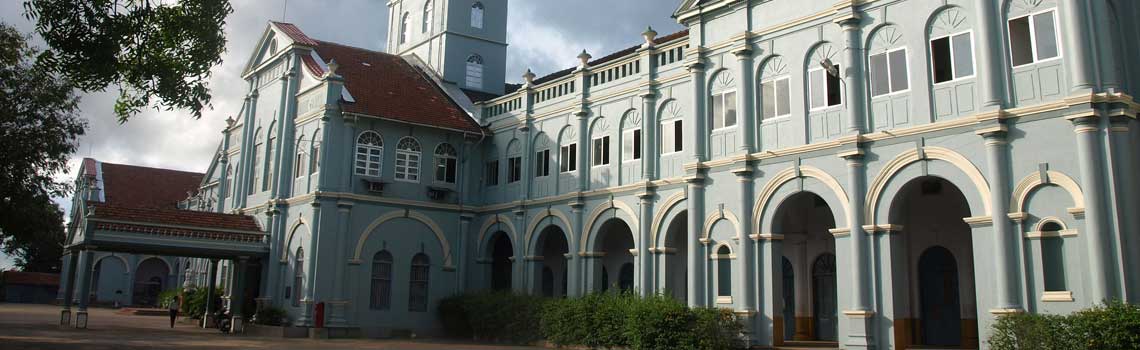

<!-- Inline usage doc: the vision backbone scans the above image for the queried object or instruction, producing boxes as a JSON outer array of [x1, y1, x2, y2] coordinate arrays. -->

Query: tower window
[[400, 12, 410, 44], [466, 54, 484, 89], [471, 2, 485, 29], [422, 1, 433, 33]]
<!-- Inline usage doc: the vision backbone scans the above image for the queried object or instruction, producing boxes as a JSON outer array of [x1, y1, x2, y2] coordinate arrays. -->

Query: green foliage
[[253, 306, 288, 326], [989, 301, 1140, 350], [0, 23, 84, 272], [23, 0, 233, 121], [443, 292, 744, 350], [159, 287, 223, 319]]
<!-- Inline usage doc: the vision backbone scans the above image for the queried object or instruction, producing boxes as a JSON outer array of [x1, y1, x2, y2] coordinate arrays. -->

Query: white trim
[[716, 296, 733, 304], [1042, 290, 1074, 302], [869, 47, 911, 98], [807, 67, 843, 111], [759, 76, 792, 121], [622, 128, 642, 163], [1008, 8, 1063, 69], [709, 90, 739, 131], [930, 30, 977, 85]]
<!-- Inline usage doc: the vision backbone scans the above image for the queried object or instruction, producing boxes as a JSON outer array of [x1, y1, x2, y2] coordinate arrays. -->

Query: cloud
[[1, 0, 686, 222]]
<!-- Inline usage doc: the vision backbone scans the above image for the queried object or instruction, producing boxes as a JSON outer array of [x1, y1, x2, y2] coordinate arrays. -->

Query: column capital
[[976, 125, 1010, 140], [574, 109, 590, 118], [832, 11, 862, 29], [731, 45, 753, 59], [685, 59, 707, 73]]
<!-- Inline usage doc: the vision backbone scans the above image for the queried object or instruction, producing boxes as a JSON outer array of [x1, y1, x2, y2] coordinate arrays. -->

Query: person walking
[[168, 292, 183, 328]]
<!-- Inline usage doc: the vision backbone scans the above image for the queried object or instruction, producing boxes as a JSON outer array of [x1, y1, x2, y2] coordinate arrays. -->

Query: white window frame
[[422, 1, 433, 34], [394, 137, 421, 183], [434, 143, 457, 184], [660, 119, 683, 155], [560, 143, 577, 173], [1008, 8, 1063, 68], [354, 131, 384, 178], [399, 12, 410, 45], [709, 90, 738, 131], [466, 55, 484, 89], [471, 2, 485, 29], [592, 136, 611, 167], [507, 156, 522, 183], [869, 47, 911, 98], [622, 128, 642, 162], [535, 149, 551, 177], [760, 76, 792, 121], [930, 30, 977, 85], [808, 67, 843, 111]]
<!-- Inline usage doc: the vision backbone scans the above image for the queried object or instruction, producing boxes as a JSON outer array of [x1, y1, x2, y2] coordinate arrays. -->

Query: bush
[[989, 301, 1140, 350], [158, 287, 223, 319], [443, 291, 744, 349], [253, 306, 289, 326]]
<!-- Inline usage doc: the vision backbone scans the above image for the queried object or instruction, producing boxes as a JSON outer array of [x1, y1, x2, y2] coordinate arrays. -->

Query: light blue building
[[60, 0, 1140, 348]]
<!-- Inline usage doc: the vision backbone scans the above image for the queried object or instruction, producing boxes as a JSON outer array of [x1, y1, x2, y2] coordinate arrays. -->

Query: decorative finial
[[577, 50, 592, 69], [326, 59, 340, 77], [642, 26, 658, 48], [523, 69, 536, 85], [225, 116, 236, 127]]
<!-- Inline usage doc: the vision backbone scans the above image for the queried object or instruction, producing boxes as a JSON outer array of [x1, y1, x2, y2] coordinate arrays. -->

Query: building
[[2, 271, 59, 304], [59, 0, 1140, 348]]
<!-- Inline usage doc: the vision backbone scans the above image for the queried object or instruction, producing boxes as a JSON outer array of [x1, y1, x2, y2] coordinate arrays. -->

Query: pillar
[[638, 192, 654, 296], [231, 257, 248, 334], [973, 0, 1005, 109], [981, 128, 1021, 311], [74, 250, 94, 329], [842, 151, 874, 348], [569, 202, 585, 297], [58, 251, 78, 326], [641, 91, 659, 180], [1071, 116, 1117, 301], [1060, 0, 1096, 92], [734, 169, 758, 342], [576, 110, 590, 192], [1107, 117, 1140, 301], [1090, 0, 1121, 91], [837, 14, 866, 134], [237, 88, 258, 209], [686, 59, 708, 162], [328, 201, 353, 327], [733, 46, 756, 153], [203, 259, 218, 328], [686, 177, 706, 307], [757, 236, 784, 346]]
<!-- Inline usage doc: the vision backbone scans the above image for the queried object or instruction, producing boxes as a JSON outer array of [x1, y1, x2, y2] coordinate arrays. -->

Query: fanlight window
[[466, 54, 484, 89], [434, 143, 458, 184], [355, 131, 384, 177], [395, 137, 422, 182]]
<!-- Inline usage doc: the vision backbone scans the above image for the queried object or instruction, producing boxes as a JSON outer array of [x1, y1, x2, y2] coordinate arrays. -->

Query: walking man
[[168, 292, 183, 328]]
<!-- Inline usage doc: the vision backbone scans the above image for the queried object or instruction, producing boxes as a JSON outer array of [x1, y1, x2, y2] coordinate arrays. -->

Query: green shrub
[[989, 301, 1140, 350], [253, 306, 289, 326], [690, 307, 744, 350], [625, 294, 693, 349], [438, 291, 547, 344]]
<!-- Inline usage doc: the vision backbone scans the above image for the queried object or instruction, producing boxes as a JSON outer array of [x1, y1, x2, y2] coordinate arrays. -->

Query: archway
[[771, 192, 837, 343], [92, 256, 129, 306], [594, 218, 634, 293], [889, 176, 978, 348], [488, 231, 513, 291], [662, 211, 688, 302], [533, 225, 569, 297], [132, 258, 170, 307]]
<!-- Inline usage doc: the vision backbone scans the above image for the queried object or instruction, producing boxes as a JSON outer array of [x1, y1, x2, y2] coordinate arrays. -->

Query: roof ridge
[[99, 161, 205, 177], [314, 39, 394, 58]]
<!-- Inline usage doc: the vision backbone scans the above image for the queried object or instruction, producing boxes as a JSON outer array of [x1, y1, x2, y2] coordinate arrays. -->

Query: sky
[[0, 0, 685, 270]]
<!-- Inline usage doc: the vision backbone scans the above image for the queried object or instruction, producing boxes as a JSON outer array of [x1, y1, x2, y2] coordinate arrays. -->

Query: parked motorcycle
[[216, 308, 231, 333]]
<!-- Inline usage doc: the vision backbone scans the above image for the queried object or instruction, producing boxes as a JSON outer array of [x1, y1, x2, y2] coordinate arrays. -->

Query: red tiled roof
[[89, 203, 263, 234], [304, 39, 482, 133], [2, 271, 59, 286], [271, 21, 319, 47], [532, 29, 690, 86], [99, 162, 204, 209]]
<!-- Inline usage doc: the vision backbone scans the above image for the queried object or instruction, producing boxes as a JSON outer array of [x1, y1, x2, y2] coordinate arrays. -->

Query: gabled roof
[[270, 21, 319, 47], [99, 162, 204, 209], [305, 40, 483, 134]]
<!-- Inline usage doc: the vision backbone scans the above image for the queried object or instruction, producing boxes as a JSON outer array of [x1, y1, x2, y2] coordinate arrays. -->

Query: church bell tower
[[387, 0, 508, 95]]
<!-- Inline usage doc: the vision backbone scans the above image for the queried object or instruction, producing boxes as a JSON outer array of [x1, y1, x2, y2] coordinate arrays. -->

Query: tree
[[0, 23, 84, 272], [23, 0, 233, 122], [0, 194, 65, 273]]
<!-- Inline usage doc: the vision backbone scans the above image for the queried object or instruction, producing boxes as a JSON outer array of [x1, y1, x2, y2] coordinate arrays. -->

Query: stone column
[[328, 201, 353, 327], [641, 91, 659, 180], [638, 191, 654, 296], [74, 250, 94, 329], [686, 59, 708, 162], [981, 127, 1021, 311], [757, 235, 784, 347], [263, 209, 280, 307], [842, 151, 874, 348], [576, 111, 590, 192], [301, 201, 324, 327], [1091, 1, 1122, 91], [457, 213, 474, 292], [836, 14, 866, 134], [973, 0, 1005, 109], [569, 201, 585, 297], [1060, 0, 1096, 92], [734, 168, 757, 340], [1071, 115, 1117, 300], [733, 46, 756, 153], [58, 250, 78, 326], [685, 177, 706, 307], [1107, 117, 1140, 300], [237, 90, 259, 209], [203, 259, 219, 328], [230, 257, 248, 334]]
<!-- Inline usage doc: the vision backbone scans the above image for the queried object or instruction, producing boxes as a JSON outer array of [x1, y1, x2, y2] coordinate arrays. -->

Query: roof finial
[[523, 69, 536, 86], [577, 50, 592, 69], [325, 59, 340, 78], [642, 26, 658, 48]]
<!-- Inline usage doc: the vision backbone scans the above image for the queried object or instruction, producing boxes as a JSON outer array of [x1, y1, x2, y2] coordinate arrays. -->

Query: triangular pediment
[[241, 22, 318, 78]]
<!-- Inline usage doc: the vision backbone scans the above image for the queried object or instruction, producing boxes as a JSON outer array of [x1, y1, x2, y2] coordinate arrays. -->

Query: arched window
[[759, 57, 791, 120], [409, 253, 430, 312], [399, 12, 410, 44], [471, 2, 485, 29], [251, 128, 262, 195], [355, 131, 384, 177], [395, 137, 422, 182], [225, 165, 233, 199], [294, 137, 308, 179], [293, 247, 304, 307], [709, 71, 737, 130], [370, 251, 393, 310], [264, 123, 276, 191], [716, 245, 732, 299], [422, 1, 433, 33], [466, 54, 484, 89], [1039, 221, 1067, 292], [269, 39, 278, 55], [868, 26, 909, 97], [309, 130, 320, 175], [434, 143, 458, 184]]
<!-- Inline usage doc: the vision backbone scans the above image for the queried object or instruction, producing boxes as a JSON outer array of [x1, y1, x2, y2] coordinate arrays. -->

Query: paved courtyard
[[0, 304, 541, 350]]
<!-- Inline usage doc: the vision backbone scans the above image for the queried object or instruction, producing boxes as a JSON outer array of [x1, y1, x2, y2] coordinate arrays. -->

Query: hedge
[[989, 301, 1140, 350], [158, 287, 223, 319], [440, 292, 743, 350]]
